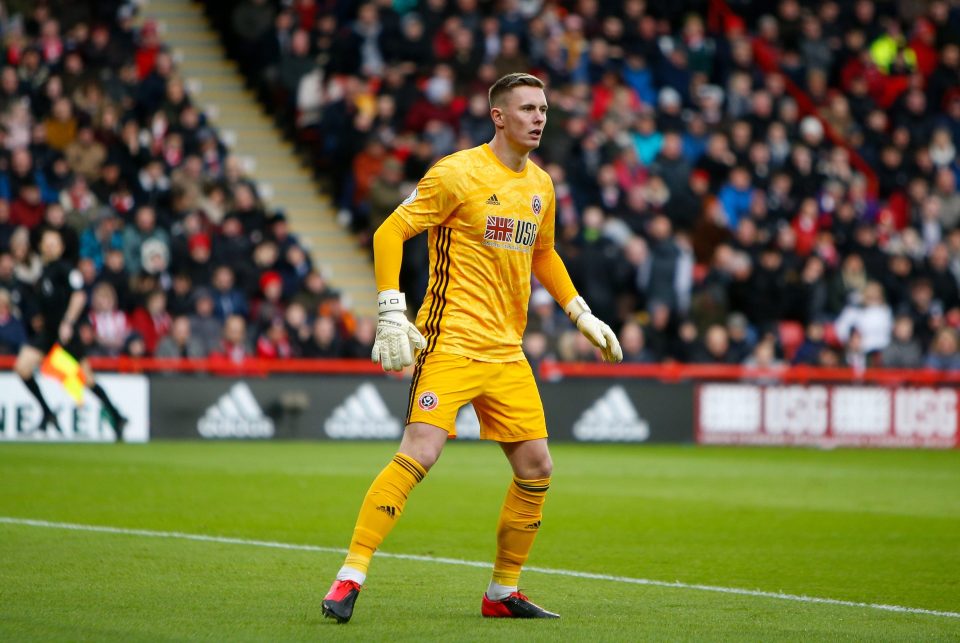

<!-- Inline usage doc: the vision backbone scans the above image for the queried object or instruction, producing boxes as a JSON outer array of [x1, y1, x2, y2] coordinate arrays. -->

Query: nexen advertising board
[[0, 373, 149, 443]]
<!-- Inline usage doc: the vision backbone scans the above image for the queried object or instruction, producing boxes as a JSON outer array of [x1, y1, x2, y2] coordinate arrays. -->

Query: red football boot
[[321, 579, 362, 623], [481, 591, 560, 618]]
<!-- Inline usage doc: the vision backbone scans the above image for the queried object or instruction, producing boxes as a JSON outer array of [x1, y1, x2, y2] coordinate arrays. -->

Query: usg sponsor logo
[[324, 383, 401, 439], [573, 386, 650, 442], [197, 382, 274, 439]]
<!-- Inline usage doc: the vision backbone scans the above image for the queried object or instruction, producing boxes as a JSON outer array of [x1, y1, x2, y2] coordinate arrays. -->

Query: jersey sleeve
[[534, 181, 556, 251], [393, 157, 462, 233]]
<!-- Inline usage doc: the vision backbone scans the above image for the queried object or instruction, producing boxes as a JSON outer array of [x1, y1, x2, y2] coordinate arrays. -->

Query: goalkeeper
[[322, 73, 622, 623]]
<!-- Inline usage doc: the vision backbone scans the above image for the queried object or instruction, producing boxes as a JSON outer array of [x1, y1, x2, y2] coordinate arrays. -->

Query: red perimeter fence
[[2, 355, 958, 385]]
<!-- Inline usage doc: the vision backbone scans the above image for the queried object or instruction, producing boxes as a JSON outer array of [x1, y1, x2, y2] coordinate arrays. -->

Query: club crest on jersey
[[417, 391, 439, 411], [531, 194, 542, 216]]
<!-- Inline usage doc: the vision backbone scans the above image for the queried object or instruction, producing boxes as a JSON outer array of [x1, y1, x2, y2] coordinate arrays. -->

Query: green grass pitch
[[1, 442, 958, 641]]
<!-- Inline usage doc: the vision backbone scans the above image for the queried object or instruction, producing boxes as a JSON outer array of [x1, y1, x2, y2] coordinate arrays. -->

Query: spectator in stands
[[213, 313, 251, 364], [881, 314, 924, 368], [0, 288, 26, 354], [925, 327, 960, 370], [188, 288, 222, 355], [79, 208, 122, 271], [255, 317, 293, 358], [130, 289, 172, 356], [695, 324, 736, 363], [156, 315, 206, 359], [835, 281, 894, 355], [619, 320, 656, 364], [88, 281, 129, 356], [123, 206, 170, 274], [9, 226, 41, 286], [211, 265, 247, 321], [303, 315, 341, 358]]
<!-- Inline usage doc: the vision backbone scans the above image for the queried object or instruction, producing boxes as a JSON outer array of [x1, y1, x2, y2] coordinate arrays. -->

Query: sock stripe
[[392, 454, 425, 483], [513, 479, 550, 493]]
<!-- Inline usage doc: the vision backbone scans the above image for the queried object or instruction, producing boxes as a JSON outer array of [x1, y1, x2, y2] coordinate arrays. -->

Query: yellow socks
[[492, 476, 550, 588], [337, 453, 426, 583]]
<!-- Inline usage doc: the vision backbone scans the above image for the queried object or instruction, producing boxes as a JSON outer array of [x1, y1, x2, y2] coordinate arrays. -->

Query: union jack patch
[[417, 391, 439, 411], [531, 194, 542, 216], [484, 215, 515, 242]]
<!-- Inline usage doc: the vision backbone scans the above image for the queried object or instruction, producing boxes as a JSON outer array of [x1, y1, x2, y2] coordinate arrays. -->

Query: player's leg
[[322, 422, 446, 623], [14, 344, 59, 430], [323, 352, 478, 623], [80, 358, 128, 438], [474, 360, 559, 618]]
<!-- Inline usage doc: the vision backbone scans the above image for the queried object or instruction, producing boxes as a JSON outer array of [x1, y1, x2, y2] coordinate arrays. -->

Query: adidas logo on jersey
[[485, 194, 500, 205], [573, 386, 650, 442], [324, 383, 401, 439], [197, 382, 275, 439]]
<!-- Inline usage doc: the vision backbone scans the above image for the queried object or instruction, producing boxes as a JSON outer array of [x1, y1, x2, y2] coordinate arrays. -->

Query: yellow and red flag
[[40, 344, 86, 404]]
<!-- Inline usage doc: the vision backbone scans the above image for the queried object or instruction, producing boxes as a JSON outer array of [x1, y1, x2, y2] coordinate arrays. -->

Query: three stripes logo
[[485, 194, 500, 205], [376, 505, 397, 519], [525, 520, 541, 530], [197, 382, 275, 439], [572, 386, 650, 442], [325, 383, 401, 439]]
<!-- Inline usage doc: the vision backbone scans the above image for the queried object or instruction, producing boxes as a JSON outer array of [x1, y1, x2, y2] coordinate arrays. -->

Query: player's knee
[[399, 423, 448, 471], [14, 353, 36, 379], [516, 454, 552, 479]]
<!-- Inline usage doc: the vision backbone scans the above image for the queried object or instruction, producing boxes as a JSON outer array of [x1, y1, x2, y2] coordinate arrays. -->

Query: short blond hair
[[488, 72, 544, 108]]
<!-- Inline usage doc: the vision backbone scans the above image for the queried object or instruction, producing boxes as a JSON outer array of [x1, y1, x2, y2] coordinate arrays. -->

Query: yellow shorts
[[405, 352, 547, 442]]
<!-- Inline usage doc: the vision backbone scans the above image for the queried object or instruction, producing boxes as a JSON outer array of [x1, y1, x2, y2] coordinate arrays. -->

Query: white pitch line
[[1, 516, 958, 621]]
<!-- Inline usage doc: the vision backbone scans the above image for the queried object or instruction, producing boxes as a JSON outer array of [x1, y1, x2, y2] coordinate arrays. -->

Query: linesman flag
[[40, 344, 86, 404]]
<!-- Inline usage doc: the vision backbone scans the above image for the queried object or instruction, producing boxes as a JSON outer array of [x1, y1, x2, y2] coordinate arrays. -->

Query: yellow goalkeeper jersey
[[394, 143, 556, 362]]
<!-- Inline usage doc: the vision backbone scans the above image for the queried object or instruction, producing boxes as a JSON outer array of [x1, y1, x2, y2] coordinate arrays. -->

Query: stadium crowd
[[213, 0, 960, 370], [1, 0, 960, 371], [0, 0, 375, 363]]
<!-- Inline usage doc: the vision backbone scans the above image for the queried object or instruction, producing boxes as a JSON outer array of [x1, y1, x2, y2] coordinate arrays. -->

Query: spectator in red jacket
[[129, 289, 172, 355]]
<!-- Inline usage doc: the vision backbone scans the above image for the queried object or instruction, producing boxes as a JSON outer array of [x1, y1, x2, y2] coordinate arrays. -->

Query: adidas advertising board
[[149, 376, 692, 442], [0, 373, 149, 443], [198, 382, 275, 439]]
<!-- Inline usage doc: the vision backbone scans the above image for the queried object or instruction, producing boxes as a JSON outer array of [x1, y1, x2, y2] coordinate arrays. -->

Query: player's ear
[[491, 106, 504, 129]]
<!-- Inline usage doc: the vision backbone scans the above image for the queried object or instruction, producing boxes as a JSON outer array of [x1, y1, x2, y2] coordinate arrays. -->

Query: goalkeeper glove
[[372, 290, 427, 371], [564, 296, 623, 363]]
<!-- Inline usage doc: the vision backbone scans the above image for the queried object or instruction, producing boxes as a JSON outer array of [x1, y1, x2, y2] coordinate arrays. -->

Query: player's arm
[[370, 158, 460, 372], [59, 270, 87, 344], [370, 214, 426, 372], [532, 247, 623, 363]]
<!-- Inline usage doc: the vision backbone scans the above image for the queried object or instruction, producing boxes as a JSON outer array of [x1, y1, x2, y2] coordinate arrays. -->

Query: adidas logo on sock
[[486, 194, 500, 205], [525, 520, 541, 530], [376, 505, 397, 518]]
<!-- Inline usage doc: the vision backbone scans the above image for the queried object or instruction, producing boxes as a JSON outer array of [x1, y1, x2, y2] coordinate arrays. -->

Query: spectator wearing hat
[[251, 270, 285, 329], [184, 232, 213, 287]]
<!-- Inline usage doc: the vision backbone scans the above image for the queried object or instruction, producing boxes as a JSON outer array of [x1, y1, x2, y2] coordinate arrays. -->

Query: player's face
[[495, 86, 548, 152], [40, 231, 63, 262]]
